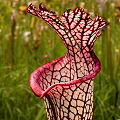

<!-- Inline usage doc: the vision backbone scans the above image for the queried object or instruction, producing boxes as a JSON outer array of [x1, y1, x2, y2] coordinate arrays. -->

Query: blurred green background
[[0, 0, 120, 120]]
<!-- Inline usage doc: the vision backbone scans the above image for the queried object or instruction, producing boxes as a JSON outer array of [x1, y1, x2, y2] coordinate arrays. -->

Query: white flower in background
[[96, 0, 108, 13], [28, 1, 37, 6], [24, 31, 31, 37], [44, 25, 48, 30], [111, 2, 115, 9], [96, 0, 108, 2], [115, 49, 119, 54], [16, 26, 19, 30], [24, 31, 31, 43], [80, 2, 85, 8], [89, 12, 94, 17]]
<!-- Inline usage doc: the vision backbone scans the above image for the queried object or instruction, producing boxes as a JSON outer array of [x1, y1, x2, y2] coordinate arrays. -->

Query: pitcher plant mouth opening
[[26, 2, 107, 120], [29, 57, 101, 98]]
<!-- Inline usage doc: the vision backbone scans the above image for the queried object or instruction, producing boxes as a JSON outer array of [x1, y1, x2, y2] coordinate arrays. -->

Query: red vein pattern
[[26, 3, 107, 120]]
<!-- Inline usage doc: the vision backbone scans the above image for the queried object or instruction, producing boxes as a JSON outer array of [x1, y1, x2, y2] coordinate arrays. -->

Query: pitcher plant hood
[[26, 3, 107, 98]]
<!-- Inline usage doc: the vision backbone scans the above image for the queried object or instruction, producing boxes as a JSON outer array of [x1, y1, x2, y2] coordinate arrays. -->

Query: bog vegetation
[[0, 0, 120, 120]]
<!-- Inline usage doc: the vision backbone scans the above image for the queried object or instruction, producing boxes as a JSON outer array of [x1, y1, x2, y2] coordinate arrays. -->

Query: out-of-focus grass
[[0, 0, 120, 120]]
